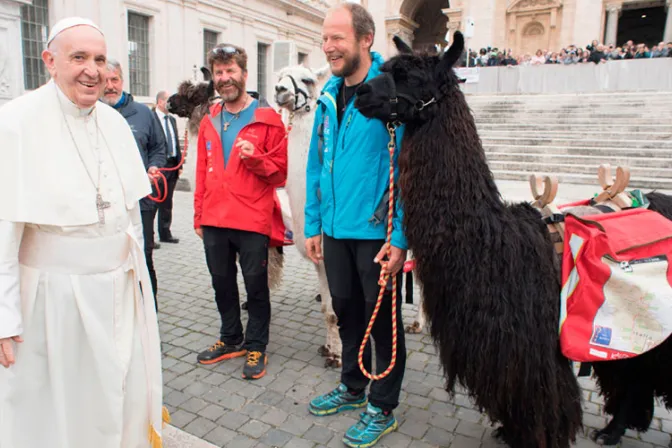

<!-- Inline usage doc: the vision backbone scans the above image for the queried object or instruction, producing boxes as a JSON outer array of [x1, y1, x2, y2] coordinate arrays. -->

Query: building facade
[[0, 0, 333, 108], [370, 0, 672, 58]]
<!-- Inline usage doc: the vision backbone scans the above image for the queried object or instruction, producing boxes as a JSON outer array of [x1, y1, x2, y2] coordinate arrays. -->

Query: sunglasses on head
[[211, 46, 239, 56]]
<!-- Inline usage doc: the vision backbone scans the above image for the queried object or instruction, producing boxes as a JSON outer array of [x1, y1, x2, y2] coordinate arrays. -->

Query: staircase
[[467, 92, 672, 190]]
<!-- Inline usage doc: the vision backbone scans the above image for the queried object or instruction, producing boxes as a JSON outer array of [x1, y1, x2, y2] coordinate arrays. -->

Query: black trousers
[[158, 158, 179, 241], [323, 234, 407, 412], [202, 226, 270, 352], [141, 209, 158, 310]]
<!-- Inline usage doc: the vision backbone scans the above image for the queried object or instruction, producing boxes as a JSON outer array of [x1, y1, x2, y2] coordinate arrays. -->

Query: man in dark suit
[[154, 90, 181, 244]]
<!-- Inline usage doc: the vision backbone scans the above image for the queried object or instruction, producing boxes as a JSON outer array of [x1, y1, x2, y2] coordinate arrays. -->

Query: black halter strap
[[284, 74, 311, 113], [384, 71, 439, 121]]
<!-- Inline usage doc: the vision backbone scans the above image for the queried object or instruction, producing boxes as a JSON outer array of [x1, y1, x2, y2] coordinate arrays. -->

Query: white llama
[[274, 65, 343, 367]]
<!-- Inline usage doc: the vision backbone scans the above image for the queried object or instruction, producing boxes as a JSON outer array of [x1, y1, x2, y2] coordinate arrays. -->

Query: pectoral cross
[[96, 193, 111, 224], [223, 122, 230, 132]]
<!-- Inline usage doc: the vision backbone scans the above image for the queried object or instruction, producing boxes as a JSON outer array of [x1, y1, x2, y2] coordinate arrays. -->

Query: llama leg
[[591, 383, 653, 446], [317, 263, 342, 368]]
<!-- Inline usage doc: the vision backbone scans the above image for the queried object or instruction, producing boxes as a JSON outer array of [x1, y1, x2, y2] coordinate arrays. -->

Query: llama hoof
[[315, 294, 322, 302], [405, 321, 423, 334], [491, 427, 509, 445], [590, 428, 624, 446], [241, 301, 248, 311], [317, 345, 330, 357], [324, 356, 342, 368]]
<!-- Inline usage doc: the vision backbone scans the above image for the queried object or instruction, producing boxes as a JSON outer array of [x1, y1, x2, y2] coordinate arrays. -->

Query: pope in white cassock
[[0, 17, 166, 448]]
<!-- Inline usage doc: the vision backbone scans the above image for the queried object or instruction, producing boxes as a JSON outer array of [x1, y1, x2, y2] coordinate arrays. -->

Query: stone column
[[604, 4, 621, 47], [0, 0, 30, 106], [664, 0, 672, 43]]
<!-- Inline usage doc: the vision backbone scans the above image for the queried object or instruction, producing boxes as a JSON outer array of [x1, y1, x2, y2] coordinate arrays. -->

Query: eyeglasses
[[211, 46, 240, 56]]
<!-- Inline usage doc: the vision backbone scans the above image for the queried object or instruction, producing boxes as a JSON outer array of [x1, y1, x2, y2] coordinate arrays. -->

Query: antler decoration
[[530, 174, 558, 209], [594, 164, 633, 209], [530, 174, 564, 254]]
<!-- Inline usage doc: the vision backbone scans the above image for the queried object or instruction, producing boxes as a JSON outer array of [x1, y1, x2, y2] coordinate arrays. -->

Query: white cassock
[[0, 80, 165, 448]]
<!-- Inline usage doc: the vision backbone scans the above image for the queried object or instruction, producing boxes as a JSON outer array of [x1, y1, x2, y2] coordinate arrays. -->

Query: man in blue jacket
[[304, 4, 407, 447], [102, 59, 166, 308]]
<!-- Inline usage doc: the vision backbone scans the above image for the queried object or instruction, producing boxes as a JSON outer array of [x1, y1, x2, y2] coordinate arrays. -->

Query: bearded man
[[0, 17, 165, 448], [304, 4, 408, 447], [194, 44, 287, 380]]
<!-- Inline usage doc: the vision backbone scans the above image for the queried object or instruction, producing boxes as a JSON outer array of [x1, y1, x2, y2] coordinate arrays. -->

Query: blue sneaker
[[308, 383, 367, 416], [343, 403, 398, 448]]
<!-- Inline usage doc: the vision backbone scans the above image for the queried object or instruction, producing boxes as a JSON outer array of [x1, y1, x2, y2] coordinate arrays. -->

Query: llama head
[[274, 65, 331, 115], [167, 67, 216, 134], [355, 32, 464, 125]]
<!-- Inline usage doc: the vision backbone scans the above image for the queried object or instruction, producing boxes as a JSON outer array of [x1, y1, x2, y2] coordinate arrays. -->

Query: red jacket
[[194, 102, 289, 245]]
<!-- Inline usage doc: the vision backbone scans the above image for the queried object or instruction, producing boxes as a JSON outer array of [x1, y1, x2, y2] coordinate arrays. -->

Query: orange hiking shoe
[[242, 351, 267, 380], [196, 340, 246, 365]]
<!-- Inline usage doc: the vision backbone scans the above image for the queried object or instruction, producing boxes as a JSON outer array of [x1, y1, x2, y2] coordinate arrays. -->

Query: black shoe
[[196, 340, 246, 365], [153, 241, 161, 249], [160, 237, 180, 243], [242, 351, 267, 379]]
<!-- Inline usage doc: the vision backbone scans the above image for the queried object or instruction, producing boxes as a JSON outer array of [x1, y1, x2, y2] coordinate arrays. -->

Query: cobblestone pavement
[[155, 185, 672, 448]]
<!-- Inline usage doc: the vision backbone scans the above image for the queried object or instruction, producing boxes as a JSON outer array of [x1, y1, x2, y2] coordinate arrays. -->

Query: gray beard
[[101, 94, 121, 106], [219, 87, 241, 103]]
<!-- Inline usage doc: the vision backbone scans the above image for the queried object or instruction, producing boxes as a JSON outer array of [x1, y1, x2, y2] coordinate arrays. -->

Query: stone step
[[481, 137, 672, 149], [466, 92, 672, 102], [476, 117, 666, 124], [492, 169, 672, 190], [470, 103, 672, 110], [485, 152, 672, 169], [473, 112, 672, 120], [476, 123, 672, 132], [478, 130, 672, 140], [488, 161, 672, 179], [483, 144, 672, 158]]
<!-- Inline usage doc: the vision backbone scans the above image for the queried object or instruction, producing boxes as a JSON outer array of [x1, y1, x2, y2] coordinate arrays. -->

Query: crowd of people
[[465, 39, 672, 66]]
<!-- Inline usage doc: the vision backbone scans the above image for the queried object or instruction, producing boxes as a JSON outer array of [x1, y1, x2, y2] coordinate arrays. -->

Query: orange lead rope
[[148, 129, 189, 203], [357, 122, 399, 380]]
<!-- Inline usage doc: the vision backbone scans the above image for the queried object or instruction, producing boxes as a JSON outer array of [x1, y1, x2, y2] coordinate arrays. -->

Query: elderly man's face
[[41, 25, 107, 109], [102, 68, 124, 106]]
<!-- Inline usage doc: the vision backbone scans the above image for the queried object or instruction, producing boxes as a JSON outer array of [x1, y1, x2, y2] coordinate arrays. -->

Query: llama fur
[[355, 33, 584, 447]]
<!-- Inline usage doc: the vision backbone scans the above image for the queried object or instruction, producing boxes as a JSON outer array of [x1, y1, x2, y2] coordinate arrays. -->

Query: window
[[298, 52, 308, 66], [128, 12, 150, 96], [257, 43, 269, 99], [20, 0, 49, 90], [203, 29, 219, 66]]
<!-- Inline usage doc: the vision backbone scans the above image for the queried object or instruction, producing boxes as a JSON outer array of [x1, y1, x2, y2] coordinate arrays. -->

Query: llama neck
[[402, 89, 505, 218]]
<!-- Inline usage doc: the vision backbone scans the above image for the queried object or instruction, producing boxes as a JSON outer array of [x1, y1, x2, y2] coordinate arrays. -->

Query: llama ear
[[440, 31, 465, 69], [201, 66, 212, 81], [206, 80, 215, 99], [314, 65, 331, 82], [393, 35, 413, 55]]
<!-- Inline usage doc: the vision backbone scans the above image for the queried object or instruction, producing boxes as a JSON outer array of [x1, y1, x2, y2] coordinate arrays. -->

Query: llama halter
[[279, 73, 312, 113], [382, 72, 438, 121]]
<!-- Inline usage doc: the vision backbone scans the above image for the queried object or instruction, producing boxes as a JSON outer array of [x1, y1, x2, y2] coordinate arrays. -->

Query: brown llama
[[353, 32, 672, 447]]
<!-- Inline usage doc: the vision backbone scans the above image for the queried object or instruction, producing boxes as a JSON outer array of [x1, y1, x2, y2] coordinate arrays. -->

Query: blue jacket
[[112, 92, 167, 211], [305, 52, 407, 250]]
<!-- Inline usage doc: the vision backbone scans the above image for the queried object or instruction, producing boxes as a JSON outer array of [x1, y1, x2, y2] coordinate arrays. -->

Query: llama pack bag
[[559, 207, 672, 362]]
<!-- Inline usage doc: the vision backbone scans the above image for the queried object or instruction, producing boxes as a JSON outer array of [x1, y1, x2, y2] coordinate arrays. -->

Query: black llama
[[354, 32, 672, 447]]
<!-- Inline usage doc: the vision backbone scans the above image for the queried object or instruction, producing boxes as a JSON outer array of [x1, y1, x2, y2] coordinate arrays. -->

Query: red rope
[[357, 123, 399, 381], [148, 129, 188, 203]]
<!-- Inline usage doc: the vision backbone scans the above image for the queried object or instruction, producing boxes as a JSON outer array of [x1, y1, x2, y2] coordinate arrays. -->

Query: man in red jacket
[[194, 43, 287, 380]]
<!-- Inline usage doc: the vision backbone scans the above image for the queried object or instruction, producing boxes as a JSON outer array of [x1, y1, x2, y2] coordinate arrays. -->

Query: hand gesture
[[0, 336, 23, 368], [236, 139, 255, 159], [374, 243, 407, 277], [305, 235, 323, 264]]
